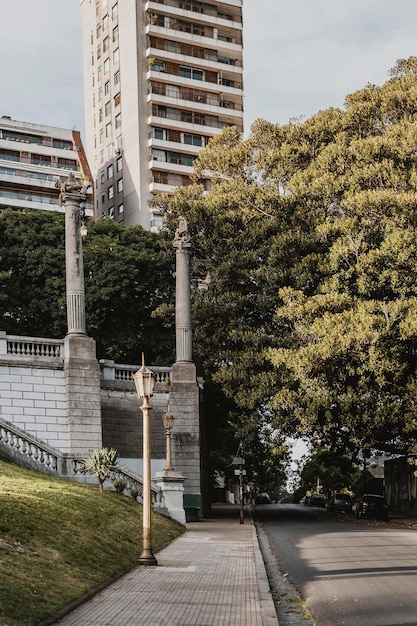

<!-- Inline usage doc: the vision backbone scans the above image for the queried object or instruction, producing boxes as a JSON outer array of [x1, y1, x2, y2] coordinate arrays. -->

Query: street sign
[[234, 469, 246, 476], [232, 457, 245, 466]]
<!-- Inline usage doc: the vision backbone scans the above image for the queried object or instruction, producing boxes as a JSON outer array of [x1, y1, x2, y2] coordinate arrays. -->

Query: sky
[[1, 1, 417, 139]]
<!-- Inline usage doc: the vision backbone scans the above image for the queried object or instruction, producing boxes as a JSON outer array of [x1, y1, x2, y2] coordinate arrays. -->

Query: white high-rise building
[[80, 0, 244, 230]]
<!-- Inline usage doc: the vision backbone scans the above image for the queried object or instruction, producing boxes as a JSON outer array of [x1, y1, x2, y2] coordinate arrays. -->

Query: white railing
[[0, 417, 162, 505], [3, 334, 63, 360], [100, 360, 171, 384]]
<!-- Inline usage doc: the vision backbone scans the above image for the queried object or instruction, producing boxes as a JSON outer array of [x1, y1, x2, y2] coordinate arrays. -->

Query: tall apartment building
[[80, 0, 244, 231], [0, 116, 92, 216]]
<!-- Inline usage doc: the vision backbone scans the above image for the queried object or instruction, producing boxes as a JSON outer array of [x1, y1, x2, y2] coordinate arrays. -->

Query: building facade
[[0, 116, 93, 216], [80, 0, 244, 230]]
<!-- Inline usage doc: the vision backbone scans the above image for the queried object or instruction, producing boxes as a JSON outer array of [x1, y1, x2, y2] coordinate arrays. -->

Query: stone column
[[170, 217, 202, 515], [173, 216, 192, 362], [57, 174, 102, 455]]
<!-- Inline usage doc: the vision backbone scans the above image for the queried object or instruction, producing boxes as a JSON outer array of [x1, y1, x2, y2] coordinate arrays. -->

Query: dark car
[[328, 493, 352, 513], [355, 494, 388, 520], [255, 492, 271, 505], [308, 493, 326, 507]]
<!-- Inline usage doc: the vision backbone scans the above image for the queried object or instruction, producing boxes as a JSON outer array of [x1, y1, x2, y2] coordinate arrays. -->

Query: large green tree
[[158, 56, 417, 468], [0, 209, 175, 364]]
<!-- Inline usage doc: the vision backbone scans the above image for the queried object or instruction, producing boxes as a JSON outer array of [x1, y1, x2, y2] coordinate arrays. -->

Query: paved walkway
[[51, 504, 278, 626]]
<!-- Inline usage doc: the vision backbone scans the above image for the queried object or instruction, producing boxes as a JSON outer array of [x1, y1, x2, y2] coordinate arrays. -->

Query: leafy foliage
[[80, 447, 120, 493], [157, 56, 417, 478], [0, 210, 175, 364]]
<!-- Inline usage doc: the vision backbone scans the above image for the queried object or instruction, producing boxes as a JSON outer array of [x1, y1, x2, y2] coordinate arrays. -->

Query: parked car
[[308, 493, 326, 507], [354, 494, 388, 520], [255, 492, 271, 505], [328, 493, 352, 513]]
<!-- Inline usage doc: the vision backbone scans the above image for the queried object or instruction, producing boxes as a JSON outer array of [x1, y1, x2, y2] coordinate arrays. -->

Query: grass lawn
[[0, 458, 185, 626]]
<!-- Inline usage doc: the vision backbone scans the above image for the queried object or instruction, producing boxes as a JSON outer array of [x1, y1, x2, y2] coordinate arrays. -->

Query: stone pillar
[[170, 217, 202, 514], [154, 470, 186, 525], [59, 174, 88, 336], [173, 216, 192, 362], [57, 174, 102, 455]]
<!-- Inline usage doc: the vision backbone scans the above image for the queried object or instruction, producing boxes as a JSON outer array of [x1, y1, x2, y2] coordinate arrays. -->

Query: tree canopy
[[0, 210, 175, 364], [158, 56, 417, 470]]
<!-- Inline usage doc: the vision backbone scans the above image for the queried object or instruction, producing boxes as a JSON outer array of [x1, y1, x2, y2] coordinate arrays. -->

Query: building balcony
[[0, 137, 77, 160], [147, 91, 244, 126], [147, 47, 243, 77], [148, 137, 204, 154], [0, 194, 62, 213], [146, 1, 242, 30], [148, 114, 229, 135], [146, 25, 243, 57], [147, 69, 243, 93], [149, 159, 193, 175], [150, 181, 175, 193]]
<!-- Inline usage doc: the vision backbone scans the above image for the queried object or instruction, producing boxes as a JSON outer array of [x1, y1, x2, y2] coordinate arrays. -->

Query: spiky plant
[[80, 448, 120, 493]]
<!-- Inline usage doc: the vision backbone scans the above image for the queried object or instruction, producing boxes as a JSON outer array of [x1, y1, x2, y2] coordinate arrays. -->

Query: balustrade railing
[[3, 334, 63, 360], [0, 417, 162, 505], [101, 360, 171, 384]]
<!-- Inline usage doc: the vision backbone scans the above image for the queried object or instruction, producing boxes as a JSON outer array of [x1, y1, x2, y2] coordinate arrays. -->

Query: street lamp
[[163, 405, 175, 471], [133, 354, 157, 566]]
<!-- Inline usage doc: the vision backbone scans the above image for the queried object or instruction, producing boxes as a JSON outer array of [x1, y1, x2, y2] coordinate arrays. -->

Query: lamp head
[[133, 353, 155, 399]]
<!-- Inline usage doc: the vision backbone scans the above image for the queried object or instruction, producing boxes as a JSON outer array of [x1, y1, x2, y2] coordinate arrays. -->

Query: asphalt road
[[255, 503, 417, 626]]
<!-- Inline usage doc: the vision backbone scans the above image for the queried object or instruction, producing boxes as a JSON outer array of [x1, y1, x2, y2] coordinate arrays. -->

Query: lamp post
[[133, 355, 157, 566], [163, 406, 175, 471]]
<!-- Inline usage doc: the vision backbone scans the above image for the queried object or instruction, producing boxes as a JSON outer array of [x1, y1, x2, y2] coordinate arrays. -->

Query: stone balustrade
[[0, 416, 162, 504]]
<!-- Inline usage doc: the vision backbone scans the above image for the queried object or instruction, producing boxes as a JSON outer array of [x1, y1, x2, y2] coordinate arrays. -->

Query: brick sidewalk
[[52, 505, 278, 626]]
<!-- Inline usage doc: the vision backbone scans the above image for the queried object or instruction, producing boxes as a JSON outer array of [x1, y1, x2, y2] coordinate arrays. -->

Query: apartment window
[[115, 113, 121, 128], [104, 80, 110, 95], [103, 14, 109, 29], [153, 60, 166, 72], [97, 44, 101, 59], [184, 133, 203, 146], [98, 87, 102, 102], [107, 164, 113, 179], [105, 101, 111, 116], [101, 193, 105, 204], [153, 128, 166, 140], [104, 58, 110, 74], [113, 25, 119, 43], [152, 149, 166, 162], [116, 156, 123, 171], [108, 185, 114, 199], [112, 3, 118, 19], [114, 70, 120, 86], [99, 129, 103, 144], [105, 122, 112, 137], [113, 48, 119, 64], [103, 36, 109, 52], [109, 206, 114, 218], [99, 108, 103, 122], [96, 24, 101, 39], [157, 105, 166, 118], [154, 171, 168, 184], [179, 66, 204, 81], [97, 66, 102, 81], [118, 203, 124, 214], [114, 93, 121, 107], [117, 178, 123, 192], [101, 172, 105, 184]]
